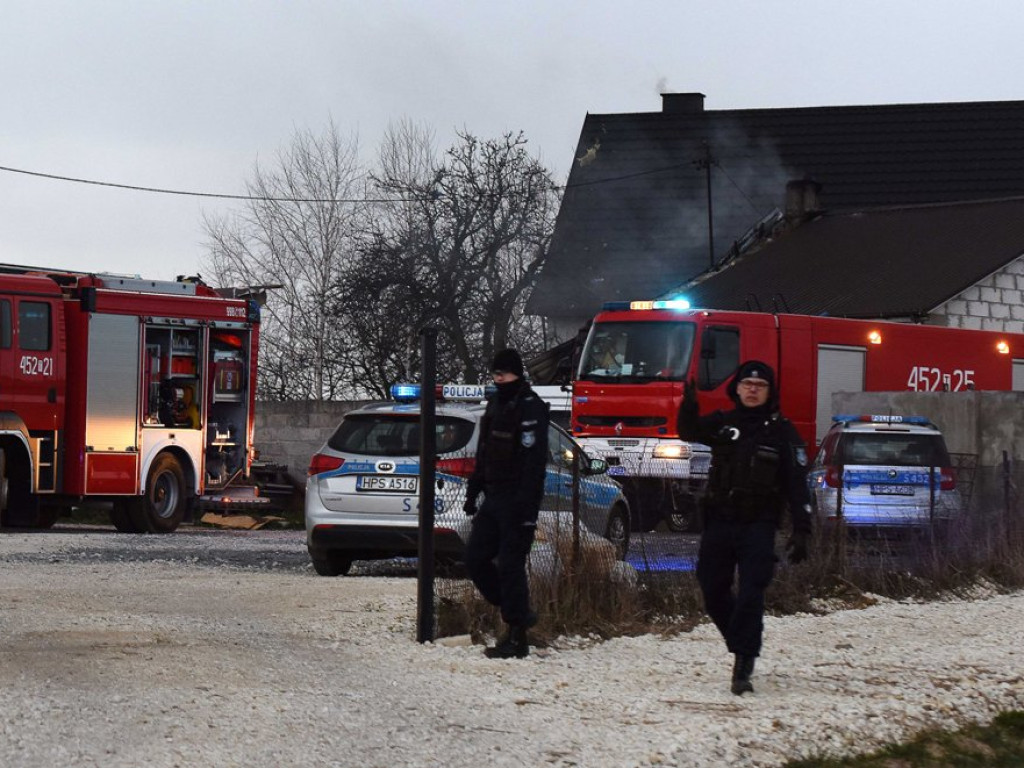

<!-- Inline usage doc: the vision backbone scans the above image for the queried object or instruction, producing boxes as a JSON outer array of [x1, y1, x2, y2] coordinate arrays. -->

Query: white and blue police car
[[807, 414, 962, 531], [304, 383, 631, 576]]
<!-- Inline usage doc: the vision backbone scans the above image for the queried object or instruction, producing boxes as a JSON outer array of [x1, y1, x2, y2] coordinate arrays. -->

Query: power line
[[3, 157, 768, 210], [715, 164, 765, 215], [0, 163, 425, 203], [559, 161, 693, 190]]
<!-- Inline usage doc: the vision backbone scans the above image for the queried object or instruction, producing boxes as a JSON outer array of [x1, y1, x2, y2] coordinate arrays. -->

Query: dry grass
[[438, 504, 1024, 644]]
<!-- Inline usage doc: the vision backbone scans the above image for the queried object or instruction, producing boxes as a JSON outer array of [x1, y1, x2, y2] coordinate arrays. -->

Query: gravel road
[[1, 525, 1022, 768]]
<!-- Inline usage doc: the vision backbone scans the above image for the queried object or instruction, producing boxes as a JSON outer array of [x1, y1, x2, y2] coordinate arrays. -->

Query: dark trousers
[[464, 491, 536, 625], [696, 517, 777, 657]]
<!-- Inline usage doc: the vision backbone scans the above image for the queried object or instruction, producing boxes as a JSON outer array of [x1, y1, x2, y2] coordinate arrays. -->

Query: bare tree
[[202, 121, 365, 400], [343, 124, 560, 392]]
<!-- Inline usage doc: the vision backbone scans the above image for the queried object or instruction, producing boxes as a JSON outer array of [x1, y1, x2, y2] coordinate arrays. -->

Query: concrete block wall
[[254, 400, 372, 487], [831, 390, 1024, 515], [932, 255, 1024, 332]]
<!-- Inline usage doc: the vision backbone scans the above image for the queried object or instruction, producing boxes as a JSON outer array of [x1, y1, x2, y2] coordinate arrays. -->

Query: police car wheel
[[309, 547, 353, 577], [604, 505, 630, 560]]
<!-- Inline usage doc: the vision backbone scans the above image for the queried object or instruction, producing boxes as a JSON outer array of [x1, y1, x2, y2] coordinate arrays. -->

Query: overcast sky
[[3, 0, 1024, 283]]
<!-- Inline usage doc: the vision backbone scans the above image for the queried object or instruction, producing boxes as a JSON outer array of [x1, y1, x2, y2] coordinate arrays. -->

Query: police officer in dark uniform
[[677, 360, 811, 694], [464, 348, 550, 659]]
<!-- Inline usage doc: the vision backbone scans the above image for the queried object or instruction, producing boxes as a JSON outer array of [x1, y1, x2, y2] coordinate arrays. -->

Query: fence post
[[571, 444, 581, 571], [929, 464, 936, 522], [1004, 450, 1011, 520], [416, 327, 438, 644]]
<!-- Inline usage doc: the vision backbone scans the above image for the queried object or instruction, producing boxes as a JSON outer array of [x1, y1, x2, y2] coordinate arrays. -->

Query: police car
[[304, 383, 631, 576], [808, 414, 962, 531]]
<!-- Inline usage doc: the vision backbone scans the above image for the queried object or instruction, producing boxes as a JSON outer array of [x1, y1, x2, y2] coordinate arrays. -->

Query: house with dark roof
[[668, 194, 1024, 333], [526, 93, 1024, 338]]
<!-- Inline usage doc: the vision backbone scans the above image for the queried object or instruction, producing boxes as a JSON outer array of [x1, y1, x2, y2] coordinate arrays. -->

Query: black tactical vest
[[706, 413, 786, 520], [482, 395, 525, 485]]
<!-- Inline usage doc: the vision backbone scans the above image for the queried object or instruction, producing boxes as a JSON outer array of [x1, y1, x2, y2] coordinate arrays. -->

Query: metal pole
[[703, 141, 715, 269], [416, 327, 438, 643], [571, 445, 581, 571], [929, 464, 936, 523], [1004, 450, 1011, 519]]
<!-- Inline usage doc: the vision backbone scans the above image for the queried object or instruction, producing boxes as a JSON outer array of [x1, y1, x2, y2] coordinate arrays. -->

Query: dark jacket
[[677, 364, 811, 533], [467, 380, 549, 522]]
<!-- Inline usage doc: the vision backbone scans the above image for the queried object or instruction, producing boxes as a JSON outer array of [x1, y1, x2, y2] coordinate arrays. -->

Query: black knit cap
[[490, 348, 524, 378], [727, 359, 778, 407]]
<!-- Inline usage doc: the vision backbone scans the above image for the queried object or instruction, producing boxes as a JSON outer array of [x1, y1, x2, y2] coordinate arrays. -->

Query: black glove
[[463, 495, 479, 516], [684, 378, 697, 403], [786, 531, 809, 564]]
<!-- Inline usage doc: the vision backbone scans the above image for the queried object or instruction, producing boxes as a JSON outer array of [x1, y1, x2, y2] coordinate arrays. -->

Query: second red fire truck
[[0, 263, 263, 532], [571, 300, 1024, 531]]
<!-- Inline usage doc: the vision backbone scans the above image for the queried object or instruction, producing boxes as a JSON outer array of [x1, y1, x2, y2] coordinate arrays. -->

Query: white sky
[[3, 0, 1024, 282]]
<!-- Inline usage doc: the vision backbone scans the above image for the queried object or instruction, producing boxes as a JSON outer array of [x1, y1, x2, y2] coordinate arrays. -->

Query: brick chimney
[[785, 179, 823, 221], [661, 92, 705, 114]]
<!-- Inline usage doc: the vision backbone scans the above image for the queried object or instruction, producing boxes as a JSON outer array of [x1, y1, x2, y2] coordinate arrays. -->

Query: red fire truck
[[572, 299, 1024, 531], [0, 263, 262, 532]]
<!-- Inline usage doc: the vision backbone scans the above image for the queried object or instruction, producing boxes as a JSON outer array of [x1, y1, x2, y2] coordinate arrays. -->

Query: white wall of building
[[931, 253, 1024, 332]]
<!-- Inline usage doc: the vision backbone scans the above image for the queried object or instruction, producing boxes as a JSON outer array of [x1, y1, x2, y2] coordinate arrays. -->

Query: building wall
[[931, 255, 1024, 331], [255, 400, 371, 487]]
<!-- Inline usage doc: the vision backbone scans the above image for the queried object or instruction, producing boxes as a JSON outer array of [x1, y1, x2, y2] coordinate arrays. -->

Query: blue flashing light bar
[[833, 414, 933, 426], [391, 383, 421, 402], [652, 298, 691, 310], [390, 383, 494, 403]]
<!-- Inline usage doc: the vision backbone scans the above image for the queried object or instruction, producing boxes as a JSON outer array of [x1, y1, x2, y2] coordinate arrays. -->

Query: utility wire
[[560, 161, 692, 189], [0, 163, 425, 203], [4, 156, 765, 208], [715, 164, 765, 215], [559, 158, 765, 216]]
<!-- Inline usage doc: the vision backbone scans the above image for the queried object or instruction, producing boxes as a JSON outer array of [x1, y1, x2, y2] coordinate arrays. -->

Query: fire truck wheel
[[0, 448, 8, 517], [666, 495, 699, 533], [35, 505, 59, 529], [308, 547, 353, 577], [0, 449, 54, 529], [132, 454, 187, 533], [110, 501, 144, 533]]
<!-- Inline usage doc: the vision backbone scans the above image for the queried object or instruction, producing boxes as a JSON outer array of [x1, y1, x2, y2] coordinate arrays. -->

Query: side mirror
[[586, 457, 609, 475]]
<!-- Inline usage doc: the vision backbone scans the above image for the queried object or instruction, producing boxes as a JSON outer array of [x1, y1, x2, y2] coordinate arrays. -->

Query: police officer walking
[[676, 360, 811, 694], [464, 348, 550, 659]]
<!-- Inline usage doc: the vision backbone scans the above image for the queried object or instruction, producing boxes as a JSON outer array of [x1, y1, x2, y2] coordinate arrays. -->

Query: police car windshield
[[578, 321, 695, 382], [838, 433, 951, 467], [327, 414, 476, 457]]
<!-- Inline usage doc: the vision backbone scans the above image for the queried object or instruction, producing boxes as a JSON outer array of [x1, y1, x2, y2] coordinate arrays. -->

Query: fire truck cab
[[0, 264, 261, 533]]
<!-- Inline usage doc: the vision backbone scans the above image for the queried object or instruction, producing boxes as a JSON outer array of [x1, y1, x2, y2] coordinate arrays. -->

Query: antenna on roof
[[771, 294, 792, 314], [744, 293, 762, 312], [692, 141, 717, 269]]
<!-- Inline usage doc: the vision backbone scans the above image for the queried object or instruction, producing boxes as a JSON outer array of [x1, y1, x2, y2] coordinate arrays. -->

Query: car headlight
[[653, 443, 692, 459]]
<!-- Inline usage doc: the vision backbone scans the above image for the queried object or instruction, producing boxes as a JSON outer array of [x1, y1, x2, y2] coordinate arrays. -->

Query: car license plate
[[870, 484, 915, 496], [356, 475, 418, 493], [607, 466, 627, 477]]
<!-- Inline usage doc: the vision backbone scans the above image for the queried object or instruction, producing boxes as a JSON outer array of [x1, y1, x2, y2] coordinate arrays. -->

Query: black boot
[[485, 623, 530, 659], [731, 654, 755, 695]]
